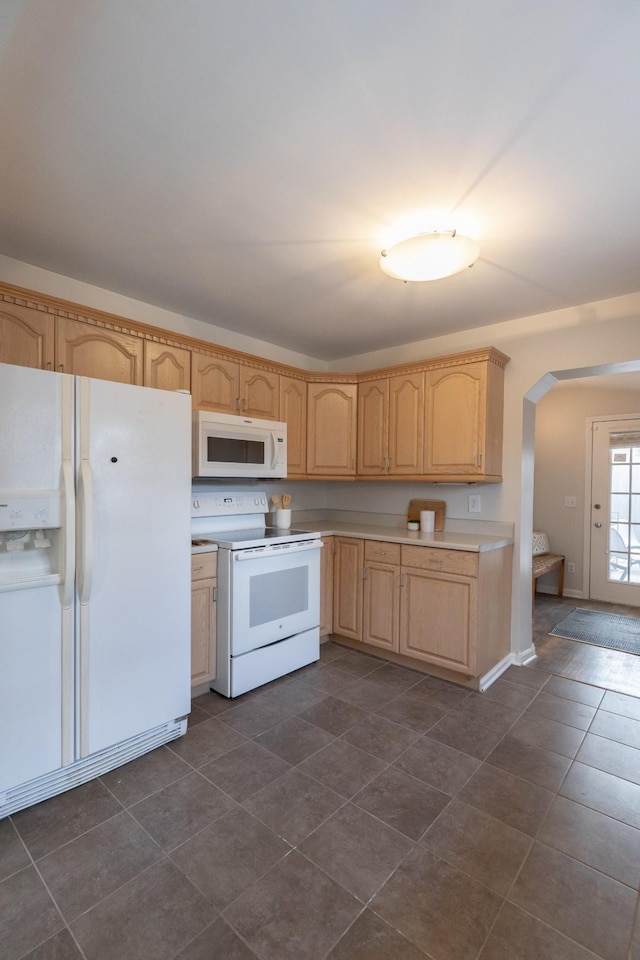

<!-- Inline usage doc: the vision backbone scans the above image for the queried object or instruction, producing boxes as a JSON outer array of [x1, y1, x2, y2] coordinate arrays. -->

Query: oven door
[[229, 540, 321, 655]]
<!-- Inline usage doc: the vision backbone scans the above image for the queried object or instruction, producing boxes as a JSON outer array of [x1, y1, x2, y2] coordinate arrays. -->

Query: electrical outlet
[[567, 562, 576, 573], [564, 496, 577, 508], [468, 494, 481, 513]]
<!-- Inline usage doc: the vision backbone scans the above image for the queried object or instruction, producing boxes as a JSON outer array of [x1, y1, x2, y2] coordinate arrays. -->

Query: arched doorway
[[517, 359, 640, 691]]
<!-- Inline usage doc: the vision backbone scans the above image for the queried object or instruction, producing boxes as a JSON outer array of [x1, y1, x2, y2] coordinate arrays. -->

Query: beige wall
[[534, 381, 640, 597], [4, 252, 640, 661], [0, 254, 326, 373]]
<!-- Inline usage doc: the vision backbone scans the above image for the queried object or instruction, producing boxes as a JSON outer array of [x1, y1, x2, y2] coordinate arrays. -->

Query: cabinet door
[[190, 577, 217, 686], [191, 552, 217, 688], [191, 354, 239, 412], [363, 561, 399, 652], [280, 375, 307, 476], [424, 362, 486, 477], [357, 378, 388, 475], [399, 568, 476, 674], [144, 342, 191, 392], [319, 536, 334, 637], [307, 383, 357, 476], [332, 537, 363, 640], [240, 367, 280, 419], [0, 303, 54, 370], [388, 372, 424, 475], [56, 317, 143, 384]]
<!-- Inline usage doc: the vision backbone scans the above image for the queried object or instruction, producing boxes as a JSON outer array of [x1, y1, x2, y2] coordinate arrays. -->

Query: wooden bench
[[532, 553, 565, 608]]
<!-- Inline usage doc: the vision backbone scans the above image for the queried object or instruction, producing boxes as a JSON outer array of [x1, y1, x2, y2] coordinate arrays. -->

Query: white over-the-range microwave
[[193, 411, 287, 478]]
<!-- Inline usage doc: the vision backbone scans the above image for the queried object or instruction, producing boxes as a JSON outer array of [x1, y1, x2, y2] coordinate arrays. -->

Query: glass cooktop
[[192, 527, 320, 549]]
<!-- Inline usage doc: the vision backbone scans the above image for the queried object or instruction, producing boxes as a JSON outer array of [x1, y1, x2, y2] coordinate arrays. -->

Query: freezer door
[[0, 362, 75, 791], [76, 378, 192, 757]]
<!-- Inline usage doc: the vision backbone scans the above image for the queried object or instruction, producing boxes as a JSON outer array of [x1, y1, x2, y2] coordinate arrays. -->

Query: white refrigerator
[[0, 361, 192, 818]]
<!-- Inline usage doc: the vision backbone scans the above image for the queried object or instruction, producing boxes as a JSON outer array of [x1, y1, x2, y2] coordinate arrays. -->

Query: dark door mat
[[550, 607, 640, 655]]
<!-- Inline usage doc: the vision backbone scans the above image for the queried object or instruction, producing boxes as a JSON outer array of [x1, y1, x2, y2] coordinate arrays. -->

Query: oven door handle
[[232, 539, 323, 560]]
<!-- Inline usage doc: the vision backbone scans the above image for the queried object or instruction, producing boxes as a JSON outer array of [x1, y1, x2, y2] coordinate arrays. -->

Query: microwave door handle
[[270, 432, 278, 470]]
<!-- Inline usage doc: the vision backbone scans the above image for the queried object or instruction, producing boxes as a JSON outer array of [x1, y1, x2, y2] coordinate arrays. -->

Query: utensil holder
[[274, 508, 291, 528]]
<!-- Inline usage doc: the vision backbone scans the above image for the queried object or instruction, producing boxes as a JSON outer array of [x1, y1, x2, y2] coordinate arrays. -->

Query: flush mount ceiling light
[[380, 230, 480, 282]]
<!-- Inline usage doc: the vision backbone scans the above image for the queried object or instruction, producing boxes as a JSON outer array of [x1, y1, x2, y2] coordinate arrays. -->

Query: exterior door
[[589, 417, 640, 605]]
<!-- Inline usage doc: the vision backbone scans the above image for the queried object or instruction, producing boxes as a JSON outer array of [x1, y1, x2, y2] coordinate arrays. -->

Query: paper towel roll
[[420, 510, 435, 533]]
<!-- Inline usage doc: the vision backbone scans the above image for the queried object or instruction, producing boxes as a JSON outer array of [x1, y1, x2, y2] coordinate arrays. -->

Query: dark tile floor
[[2, 606, 640, 960]]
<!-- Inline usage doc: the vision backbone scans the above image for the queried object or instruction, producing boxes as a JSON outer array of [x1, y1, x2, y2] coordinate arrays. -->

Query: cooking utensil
[[281, 493, 291, 508], [271, 494, 281, 509]]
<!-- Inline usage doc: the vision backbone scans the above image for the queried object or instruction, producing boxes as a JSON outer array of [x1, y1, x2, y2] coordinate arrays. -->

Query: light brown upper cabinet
[[423, 357, 505, 481], [0, 303, 54, 370], [55, 317, 143, 384], [358, 373, 424, 476], [357, 378, 388, 475], [280, 375, 307, 476], [240, 367, 279, 420], [143, 342, 191, 392], [191, 355, 239, 414], [0, 286, 509, 484], [191, 353, 279, 419], [307, 382, 357, 476]]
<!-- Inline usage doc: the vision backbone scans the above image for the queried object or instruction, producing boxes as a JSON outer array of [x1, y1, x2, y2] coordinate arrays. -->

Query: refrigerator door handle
[[77, 459, 94, 605], [61, 458, 76, 609]]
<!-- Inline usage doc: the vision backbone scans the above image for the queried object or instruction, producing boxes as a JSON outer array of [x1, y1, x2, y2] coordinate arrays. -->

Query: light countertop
[[191, 538, 219, 555], [191, 521, 513, 554], [294, 521, 512, 553]]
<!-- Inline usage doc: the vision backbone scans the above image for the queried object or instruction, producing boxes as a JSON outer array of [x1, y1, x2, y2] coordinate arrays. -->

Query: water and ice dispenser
[[0, 492, 63, 588]]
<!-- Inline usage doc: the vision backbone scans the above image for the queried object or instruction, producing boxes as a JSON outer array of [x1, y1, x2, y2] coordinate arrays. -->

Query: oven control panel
[[192, 492, 268, 516]]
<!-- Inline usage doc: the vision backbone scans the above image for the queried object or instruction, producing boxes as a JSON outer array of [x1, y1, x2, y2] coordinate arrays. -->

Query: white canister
[[420, 510, 435, 533], [274, 508, 292, 528]]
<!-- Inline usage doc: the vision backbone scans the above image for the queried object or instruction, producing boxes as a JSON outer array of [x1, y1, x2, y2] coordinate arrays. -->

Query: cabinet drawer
[[191, 551, 217, 581], [365, 540, 401, 565], [401, 545, 477, 577]]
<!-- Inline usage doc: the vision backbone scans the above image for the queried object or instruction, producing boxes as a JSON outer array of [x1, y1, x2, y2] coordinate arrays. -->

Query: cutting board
[[407, 499, 446, 531]]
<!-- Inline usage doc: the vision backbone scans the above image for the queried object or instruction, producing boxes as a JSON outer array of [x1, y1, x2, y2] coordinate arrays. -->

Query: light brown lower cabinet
[[363, 540, 401, 652], [399, 546, 478, 674], [332, 537, 512, 681], [191, 551, 217, 689], [319, 536, 334, 638], [332, 537, 364, 641]]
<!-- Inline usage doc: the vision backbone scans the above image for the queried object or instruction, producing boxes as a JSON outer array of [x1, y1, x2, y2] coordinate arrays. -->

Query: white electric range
[[191, 492, 323, 697]]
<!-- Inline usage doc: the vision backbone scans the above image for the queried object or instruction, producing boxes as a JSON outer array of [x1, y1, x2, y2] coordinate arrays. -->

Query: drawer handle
[[192, 565, 204, 573], [428, 558, 443, 565]]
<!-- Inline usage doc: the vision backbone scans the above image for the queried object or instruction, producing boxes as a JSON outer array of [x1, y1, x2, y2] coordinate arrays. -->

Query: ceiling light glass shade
[[380, 230, 480, 281]]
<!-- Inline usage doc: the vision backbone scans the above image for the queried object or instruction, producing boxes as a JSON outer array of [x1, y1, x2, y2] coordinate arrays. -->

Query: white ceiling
[[1, 1, 639, 361]]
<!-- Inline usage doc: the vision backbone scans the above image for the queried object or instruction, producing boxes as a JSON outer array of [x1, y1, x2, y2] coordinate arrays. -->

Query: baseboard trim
[[535, 585, 583, 599], [478, 654, 515, 692], [516, 645, 537, 666]]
